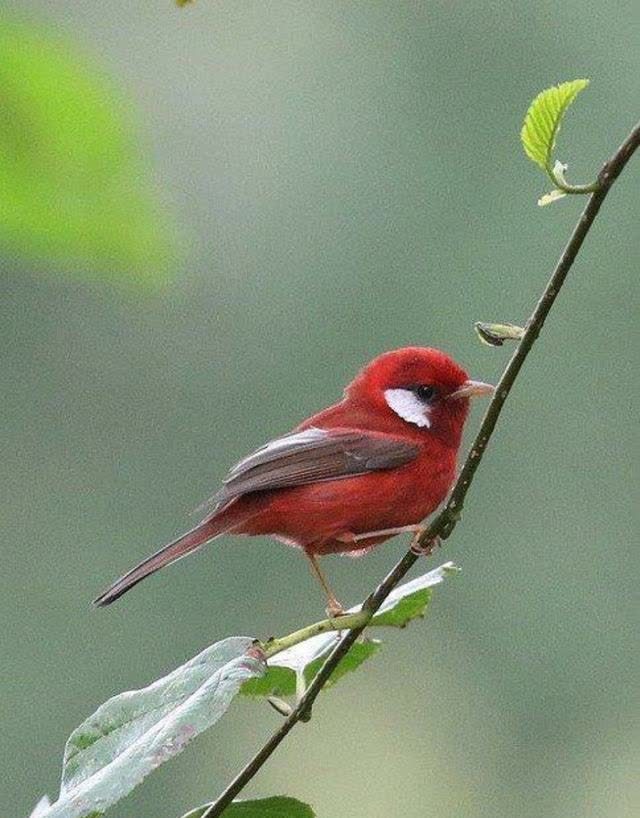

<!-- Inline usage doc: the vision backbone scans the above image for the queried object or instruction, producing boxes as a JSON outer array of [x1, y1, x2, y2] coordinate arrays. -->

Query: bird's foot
[[410, 529, 441, 557], [325, 598, 347, 620]]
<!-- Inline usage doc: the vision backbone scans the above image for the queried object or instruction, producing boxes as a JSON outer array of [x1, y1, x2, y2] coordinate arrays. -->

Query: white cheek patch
[[384, 389, 431, 428]]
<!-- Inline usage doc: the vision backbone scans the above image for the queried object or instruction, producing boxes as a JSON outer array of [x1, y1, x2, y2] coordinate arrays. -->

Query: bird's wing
[[197, 427, 419, 519]]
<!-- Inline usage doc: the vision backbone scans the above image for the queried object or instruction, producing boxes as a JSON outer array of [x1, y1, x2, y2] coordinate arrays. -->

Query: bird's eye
[[414, 384, 437, 402]]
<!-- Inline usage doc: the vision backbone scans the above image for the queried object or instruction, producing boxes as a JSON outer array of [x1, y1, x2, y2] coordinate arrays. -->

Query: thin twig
[[200, 120, 639, 818], [261, 611, 370, 659]]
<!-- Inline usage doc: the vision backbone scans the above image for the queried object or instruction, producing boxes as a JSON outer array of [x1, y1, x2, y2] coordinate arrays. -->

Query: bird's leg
[[347, 524, 425, 542], [306, 552, 345, 618]]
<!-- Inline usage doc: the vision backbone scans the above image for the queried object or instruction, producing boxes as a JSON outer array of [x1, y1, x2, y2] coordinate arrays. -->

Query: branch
[[261, 610, 376, 660], [200, 119, 640, 818], [262, 610, 369, 659]]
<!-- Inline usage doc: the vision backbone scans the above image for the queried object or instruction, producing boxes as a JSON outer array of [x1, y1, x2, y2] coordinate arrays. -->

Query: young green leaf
[[181, 796, 315, 818], [242, 563, 458, 697], [520, 79, 589, 172], [39, 638, 265, 818], [0, 19, 180, 285]]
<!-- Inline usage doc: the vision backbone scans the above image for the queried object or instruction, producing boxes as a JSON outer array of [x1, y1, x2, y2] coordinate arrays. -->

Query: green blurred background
[[2, 2, 638, 817]]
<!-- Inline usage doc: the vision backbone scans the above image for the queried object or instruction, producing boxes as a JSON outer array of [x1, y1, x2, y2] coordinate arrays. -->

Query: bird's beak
[[448, 379, 495, 400]]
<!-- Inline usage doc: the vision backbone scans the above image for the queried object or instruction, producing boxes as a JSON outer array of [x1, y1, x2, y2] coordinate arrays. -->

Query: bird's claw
[[410, 531, 441, 557], [325, 601, 347, 620]]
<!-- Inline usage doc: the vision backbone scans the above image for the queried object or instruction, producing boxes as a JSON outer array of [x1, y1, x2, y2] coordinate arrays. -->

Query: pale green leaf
[[242, 563, 458, 697], [0, 18, 180, 284], [40, 638, 265, 818], [520, 79, 589, 171], [181, 796, 315, 818]]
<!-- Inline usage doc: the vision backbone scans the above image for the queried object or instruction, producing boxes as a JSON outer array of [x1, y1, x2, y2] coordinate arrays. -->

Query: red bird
[[94, 347, 492, 615]]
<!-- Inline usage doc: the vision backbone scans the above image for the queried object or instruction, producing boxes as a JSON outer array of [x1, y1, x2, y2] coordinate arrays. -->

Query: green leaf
[[520, 79, 589, 171], [243, 562, 458, 697], [181, 796, 315, 818], [40, 638, 265, 818], [243, 639, 382, 697], [0, 18, 180, 284], [303, 639, 382, 689]]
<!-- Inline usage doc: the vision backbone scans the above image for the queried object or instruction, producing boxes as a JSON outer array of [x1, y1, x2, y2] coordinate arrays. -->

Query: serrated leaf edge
[[521, 79, 589, 172]]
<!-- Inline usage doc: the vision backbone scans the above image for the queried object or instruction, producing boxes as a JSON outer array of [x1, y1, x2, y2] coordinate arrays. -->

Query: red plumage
[[94, 347, 492, 612]]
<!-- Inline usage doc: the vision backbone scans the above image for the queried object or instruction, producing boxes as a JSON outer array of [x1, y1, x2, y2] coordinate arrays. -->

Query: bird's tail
[[93, 516, 229, 607]]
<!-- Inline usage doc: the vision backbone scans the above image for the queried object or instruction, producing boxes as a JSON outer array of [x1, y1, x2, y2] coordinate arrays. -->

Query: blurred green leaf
[[520, 79, 589, 171], [40, 638, 265, 818], [181, 796, 315, 818], [0, 18, 179, 284], [243, 563, 458, 697]]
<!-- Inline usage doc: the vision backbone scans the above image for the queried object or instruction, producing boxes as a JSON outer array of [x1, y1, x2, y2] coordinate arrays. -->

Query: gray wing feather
[[198, 427, 418, 519]]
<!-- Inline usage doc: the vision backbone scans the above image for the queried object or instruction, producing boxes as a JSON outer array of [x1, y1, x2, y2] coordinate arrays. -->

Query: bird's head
[[346, 347, 494, 446]]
